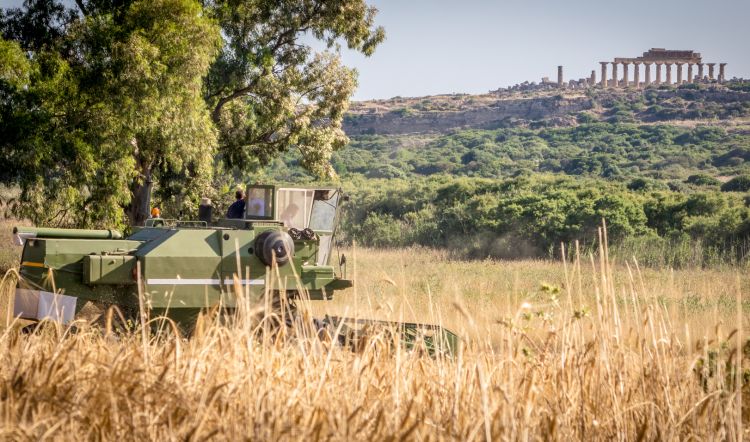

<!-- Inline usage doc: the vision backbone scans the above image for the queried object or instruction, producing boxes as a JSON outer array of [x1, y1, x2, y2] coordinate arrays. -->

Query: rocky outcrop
[[343, 86, 750, 136], [343, 96, 593, 135]]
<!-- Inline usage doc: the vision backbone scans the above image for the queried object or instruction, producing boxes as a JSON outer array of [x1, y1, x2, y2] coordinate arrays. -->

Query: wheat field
[[0, 237, 748, 440]]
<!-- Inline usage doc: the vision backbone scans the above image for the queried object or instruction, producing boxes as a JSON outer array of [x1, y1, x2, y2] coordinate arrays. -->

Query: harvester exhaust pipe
[[198, 197, 212, 224]]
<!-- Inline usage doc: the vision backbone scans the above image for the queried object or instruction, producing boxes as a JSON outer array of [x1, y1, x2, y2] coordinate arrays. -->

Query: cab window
[[245, 186, 273, 219], [276, 188, 314, 228]]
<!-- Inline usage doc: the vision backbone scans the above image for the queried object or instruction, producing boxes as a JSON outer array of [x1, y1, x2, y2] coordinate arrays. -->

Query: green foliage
[[686, 174, 721, 187], [315, 123, 750, 183], [357, 213, 402, 247], [0, 39, 29, 87], [249, 111, 750, 266], [0, 0, 221, 227], [727, 81, 750, 92], [1, 0, 384, 227], [628, 178, 667, 192], [206, 0, 384, 178], [335, 174, 750, 266], [721, 175, 750, 192]]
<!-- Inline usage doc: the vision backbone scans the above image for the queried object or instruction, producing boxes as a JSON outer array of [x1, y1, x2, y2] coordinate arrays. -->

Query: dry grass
[[316, 246, 749, 341], [0, 219, 23, 274], [0, 238, 748, 440]]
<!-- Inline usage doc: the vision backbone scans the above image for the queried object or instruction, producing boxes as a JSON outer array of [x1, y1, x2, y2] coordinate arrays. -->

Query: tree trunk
[[128, 165, 153, 227]]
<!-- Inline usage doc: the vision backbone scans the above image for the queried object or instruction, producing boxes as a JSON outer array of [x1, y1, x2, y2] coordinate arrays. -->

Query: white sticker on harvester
[[145, 278, 265, 286], [14, 289, 77, 324]]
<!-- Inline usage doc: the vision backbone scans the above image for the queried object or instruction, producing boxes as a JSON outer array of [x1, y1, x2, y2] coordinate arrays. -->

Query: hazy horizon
[[3, 0, 748, 100]]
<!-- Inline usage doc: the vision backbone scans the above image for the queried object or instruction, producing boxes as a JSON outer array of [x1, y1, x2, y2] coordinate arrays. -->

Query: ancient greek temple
[[554, 48, 728, 89], [597, 48, 726, 88]]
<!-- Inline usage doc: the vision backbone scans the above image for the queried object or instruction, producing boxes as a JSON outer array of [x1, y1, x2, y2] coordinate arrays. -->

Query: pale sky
[[3, 0, 748, 100], [340, 0, 750, 99]]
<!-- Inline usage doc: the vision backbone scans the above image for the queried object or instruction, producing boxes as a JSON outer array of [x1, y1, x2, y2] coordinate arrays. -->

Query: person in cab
[[226, 190, 246, 218]]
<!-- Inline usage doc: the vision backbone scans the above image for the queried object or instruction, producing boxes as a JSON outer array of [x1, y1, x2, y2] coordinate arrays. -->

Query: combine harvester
[[9, 184, 458, 355]]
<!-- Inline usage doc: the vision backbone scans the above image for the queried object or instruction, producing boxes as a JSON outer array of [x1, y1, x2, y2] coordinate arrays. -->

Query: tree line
[[339, 175, 750, 267]]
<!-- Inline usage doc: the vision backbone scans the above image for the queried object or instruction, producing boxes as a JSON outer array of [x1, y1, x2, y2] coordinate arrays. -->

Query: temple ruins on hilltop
[[555, 48, 727, 89], [497, 48, 730, 94]]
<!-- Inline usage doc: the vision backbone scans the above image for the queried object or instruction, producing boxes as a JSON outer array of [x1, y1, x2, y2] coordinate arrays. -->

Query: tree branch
[[211, 77, 260, 124]]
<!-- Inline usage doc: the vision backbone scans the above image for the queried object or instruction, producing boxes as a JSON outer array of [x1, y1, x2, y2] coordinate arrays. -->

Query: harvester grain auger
[[7, 184, 458, 356]]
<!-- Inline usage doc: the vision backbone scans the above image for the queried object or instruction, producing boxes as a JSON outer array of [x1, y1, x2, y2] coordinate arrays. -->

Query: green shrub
[[356, 213, 403, 247], [576, 112, 597, 124], [686, 174, 720, 186], [721, 175, 750, 192]]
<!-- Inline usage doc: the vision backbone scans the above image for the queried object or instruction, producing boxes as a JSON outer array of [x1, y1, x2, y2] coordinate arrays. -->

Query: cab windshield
[[276, 188, 341, 265], [245, 185, 273, 219]]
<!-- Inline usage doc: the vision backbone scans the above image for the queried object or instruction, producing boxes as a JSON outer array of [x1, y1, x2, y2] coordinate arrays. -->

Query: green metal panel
[[292, 240, 319, 267], [138, 229, 224, 308], [128, 227, 174, 242], [216, 219, 282, 229], [219, 228, 269, 304], [84, 255, 136, 285], [19, 238, 143, 306], [300, 265, 336, 289]]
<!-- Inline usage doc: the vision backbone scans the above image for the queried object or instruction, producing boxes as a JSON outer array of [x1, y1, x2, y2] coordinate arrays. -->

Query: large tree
[[0, 0, 384, 227], [1, 0, 221, 226]]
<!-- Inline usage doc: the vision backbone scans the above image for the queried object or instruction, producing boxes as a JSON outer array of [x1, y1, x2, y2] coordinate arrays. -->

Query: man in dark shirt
[[226, 190, 246, 218]]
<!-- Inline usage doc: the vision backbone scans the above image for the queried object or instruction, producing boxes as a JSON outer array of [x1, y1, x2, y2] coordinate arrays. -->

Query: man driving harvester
[[226, 189, 245, 219]]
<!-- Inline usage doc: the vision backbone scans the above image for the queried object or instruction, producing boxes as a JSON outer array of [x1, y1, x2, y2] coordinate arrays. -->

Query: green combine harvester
[[10, 184, 458, 355]]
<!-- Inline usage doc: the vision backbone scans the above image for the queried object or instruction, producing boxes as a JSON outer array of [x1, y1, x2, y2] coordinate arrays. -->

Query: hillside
[[327, 82, 750, 183], [343, 83, 750, 136]]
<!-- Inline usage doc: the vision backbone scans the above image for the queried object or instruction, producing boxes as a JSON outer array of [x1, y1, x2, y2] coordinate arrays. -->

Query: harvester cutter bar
[[323, 315, 459, 357]]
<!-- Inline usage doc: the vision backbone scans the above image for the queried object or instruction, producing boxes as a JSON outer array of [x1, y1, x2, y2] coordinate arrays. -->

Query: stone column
[[590, 70, 596, 86], [557, 65, 564, 88], [707, 63, 715, 80], [719, 63, 727, 82], [645, 63, 652, 86], [612, 62, 619, 88], [687, 64, 694, 83], [622, 62, 629, 87], [600, 62, 608, 88], [665, 63, 672, 85], [655, 62, 662, 85], [676, 63, 683, 84], [633, 62, 641, 88], [698, 63, 704, 81]]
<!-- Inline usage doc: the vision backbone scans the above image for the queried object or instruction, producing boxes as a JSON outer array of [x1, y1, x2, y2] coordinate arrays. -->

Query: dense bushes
[[340, 175, 750, 267], [330, 123, 750, 182], [721, 175, 750, 192]]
